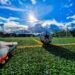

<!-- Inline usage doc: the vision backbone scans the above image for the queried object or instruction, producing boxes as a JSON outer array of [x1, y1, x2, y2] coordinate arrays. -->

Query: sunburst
[[28, 12, 38, 23]]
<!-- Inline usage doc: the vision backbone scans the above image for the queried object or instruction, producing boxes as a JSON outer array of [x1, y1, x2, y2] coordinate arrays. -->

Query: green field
[[0, 37, 75, 75]]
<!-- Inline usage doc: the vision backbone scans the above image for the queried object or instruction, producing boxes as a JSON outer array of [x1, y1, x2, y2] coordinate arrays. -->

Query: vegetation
[[0, 37, 75, 75], [70, 30, 75, 37], [52, 30, 74, 37], [0, 37, 39, 46]]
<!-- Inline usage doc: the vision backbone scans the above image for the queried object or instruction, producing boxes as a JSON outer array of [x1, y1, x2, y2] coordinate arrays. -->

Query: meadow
[[0, 37, 75, 75]]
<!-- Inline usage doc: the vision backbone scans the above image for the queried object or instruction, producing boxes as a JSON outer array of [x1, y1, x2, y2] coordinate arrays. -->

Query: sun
[[28, 12, 38, 23]]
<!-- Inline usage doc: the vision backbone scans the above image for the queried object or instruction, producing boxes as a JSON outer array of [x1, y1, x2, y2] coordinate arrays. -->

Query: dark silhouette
[[43, 44, 75, 61]]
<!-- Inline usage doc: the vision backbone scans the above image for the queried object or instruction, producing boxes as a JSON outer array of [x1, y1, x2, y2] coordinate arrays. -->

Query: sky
[[0, 0, 75, 33]]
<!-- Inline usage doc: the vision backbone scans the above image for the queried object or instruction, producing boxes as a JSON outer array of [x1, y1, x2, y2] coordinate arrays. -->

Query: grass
[[0, 37, 75, 75], [52, 37, 75, 44], [0, 37, 39, 46]]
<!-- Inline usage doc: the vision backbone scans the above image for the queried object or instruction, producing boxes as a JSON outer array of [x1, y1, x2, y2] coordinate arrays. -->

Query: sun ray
[[28, 12, 38, 23]]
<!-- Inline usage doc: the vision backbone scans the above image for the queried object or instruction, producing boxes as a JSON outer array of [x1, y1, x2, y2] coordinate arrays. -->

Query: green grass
[[0, 37, 75, 75], [52, 37, 75, 44], [0, 37, 39, 46], [35, 37, 75, 44]]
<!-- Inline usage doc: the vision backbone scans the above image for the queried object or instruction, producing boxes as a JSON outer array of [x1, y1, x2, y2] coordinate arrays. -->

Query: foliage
[[70, 30, 75, 37], [52, 30, 73, 37]]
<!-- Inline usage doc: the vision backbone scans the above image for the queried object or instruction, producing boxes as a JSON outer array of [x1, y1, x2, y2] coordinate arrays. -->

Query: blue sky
[[0, 0, 75, 33]]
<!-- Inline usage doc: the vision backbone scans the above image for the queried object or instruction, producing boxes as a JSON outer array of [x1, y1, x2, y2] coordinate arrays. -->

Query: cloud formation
[[0, 16, 19, 22], [4, 21, 28, 33], [67, 15, 75, 19], [30, 18, 75, 31], [0, 6, 26, 11], [0, 16, 28, 33], [4, 21, 28, 29], [42, 19, 64, 27]]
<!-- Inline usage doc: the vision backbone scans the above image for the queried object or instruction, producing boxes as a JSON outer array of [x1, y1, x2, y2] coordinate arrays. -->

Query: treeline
[[52, 30, 75, 37], [70, 30, 75, 37], [0, 32, 34, 37], [0, 29, 75, 37]]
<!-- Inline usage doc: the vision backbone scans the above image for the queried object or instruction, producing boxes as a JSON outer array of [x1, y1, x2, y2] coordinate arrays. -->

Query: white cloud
[[0, 6, 26, 11], [0, 16, 28, 33], [0, 16, 19, 22], [63, 20, 75, 30], [32, 18, 75, 31], [4, 21, 28, 29], [42, 19, 64, 27], [67, 15, 75, 19], [3, 21, 28, 33], [8, 17, 19, 21], [0, 16, 7, 21], [31, 0, 36, 5], [65, 20, 75, 26], [29, 19, 66, 31], [1, 16, 75, 33]]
